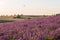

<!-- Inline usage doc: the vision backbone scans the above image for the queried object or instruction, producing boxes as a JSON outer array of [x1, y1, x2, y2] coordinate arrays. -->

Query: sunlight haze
[[0, 0, 60, 15]]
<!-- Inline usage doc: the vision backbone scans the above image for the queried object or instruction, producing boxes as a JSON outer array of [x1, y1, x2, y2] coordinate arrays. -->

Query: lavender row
[[0, 15, 60, 40]]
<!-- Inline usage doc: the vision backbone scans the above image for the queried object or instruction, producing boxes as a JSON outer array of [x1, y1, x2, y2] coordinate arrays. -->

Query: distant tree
[[56, 13, 60, 16], [16, 14, 21, 18], [13, 14, 24, 19], [20, 14, 23, 16], [14, 14, 16, 16], [6, 15, 8, 16], [27, 17, 31, 20], [13, 14, 16, 18]]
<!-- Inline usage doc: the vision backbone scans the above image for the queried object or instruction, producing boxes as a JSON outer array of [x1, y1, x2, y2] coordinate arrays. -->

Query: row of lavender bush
[[0, 15, 60, 40]]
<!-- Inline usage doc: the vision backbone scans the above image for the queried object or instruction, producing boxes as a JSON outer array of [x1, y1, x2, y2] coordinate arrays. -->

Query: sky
[[0, 0, 60, 15]]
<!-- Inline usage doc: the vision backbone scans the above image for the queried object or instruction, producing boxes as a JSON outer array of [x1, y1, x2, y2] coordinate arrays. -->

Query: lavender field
[[0, 14, 60, 40]]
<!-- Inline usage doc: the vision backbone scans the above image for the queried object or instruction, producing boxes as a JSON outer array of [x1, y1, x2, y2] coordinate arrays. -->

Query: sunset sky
[[0, 0, 60, 15]]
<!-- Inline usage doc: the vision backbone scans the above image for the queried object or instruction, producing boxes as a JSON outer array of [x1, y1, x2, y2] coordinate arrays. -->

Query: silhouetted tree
[[16, 14, 21, 18]]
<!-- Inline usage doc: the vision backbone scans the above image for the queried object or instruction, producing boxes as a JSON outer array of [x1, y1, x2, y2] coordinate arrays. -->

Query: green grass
[[0, 20, 14, 23]]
